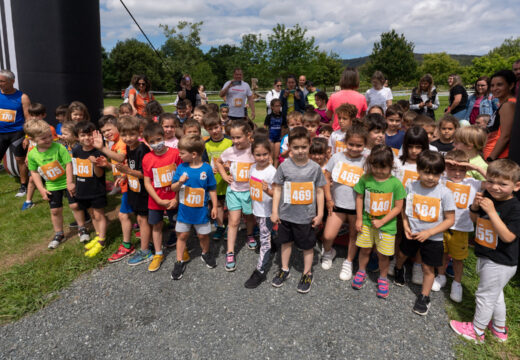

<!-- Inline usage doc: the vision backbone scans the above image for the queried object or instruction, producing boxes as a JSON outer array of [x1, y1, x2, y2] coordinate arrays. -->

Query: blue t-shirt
[[265, 113, 284, 142], [173, 162, 217, 224], [385, 130, 405, 149]]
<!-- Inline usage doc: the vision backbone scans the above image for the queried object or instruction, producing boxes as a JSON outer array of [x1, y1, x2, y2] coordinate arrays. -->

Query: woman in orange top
[[128, 75, 154, 116], [483, 70, 517, 161]]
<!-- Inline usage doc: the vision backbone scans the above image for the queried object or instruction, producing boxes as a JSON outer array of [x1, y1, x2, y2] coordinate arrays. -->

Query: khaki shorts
[[356, 224, 395, 256], [443, 230, 469, 260]]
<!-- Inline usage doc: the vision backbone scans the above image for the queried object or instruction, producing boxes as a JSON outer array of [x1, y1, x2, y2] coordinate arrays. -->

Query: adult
[[409, 74, 439, 119], [178, 74, 197, 108], [446, 74, 468, 120], [462, 76, 497, 124], [280, 75, 306, 119], [365, 71, 393, 112], [128, 75, 154, 117], [265, 78, 282, 115], [298, 75, 309, 99], [483, 70, 517, 161], [123, 74, 139, 103], [0, 69, 31, 196], [219, 68, 255, 120], [196, 84, 208, 106], [326, 67, 367, 131], [512, 59, 520, 95]]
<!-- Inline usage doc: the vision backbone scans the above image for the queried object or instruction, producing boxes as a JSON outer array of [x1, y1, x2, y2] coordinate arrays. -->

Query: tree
[[307, 51, 343, 89], [205, 44, 242, 87], [364, 30, 417, 86], [418, 52, 464, 86]]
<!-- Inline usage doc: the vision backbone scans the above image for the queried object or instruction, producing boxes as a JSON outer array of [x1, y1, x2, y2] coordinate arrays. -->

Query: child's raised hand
[[179, 173, 189, 184], [445, 159, 458, 166], [473, 191, 483, 207], [479, 197, 496, 214], [95, 156, 109, 167], [92, 131, 104, 149]]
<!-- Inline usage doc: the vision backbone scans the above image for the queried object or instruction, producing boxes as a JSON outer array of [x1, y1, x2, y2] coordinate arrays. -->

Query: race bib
[[0, 109, 16, 123], [231, 162, 252, 182], [249, 176, 263, 202], [475, 217, 498, 250], [412, 194, 440, 222], [179, 186, 205, 207], [284, 181, 314, 205], [391, 148, 399, 157], [402, 169, 419, 187], [127, 174, 141, 192], [365, 191, 393, 217], [234, 98, 243, 107], [331, 162, 363, 187], [335, 141, 347, 154], [38, 160, 65, 181], [152, 163, 176, 188], [74, 158, 93, 178], [111, 163, 121, 176], [446, 181, 471, 209]]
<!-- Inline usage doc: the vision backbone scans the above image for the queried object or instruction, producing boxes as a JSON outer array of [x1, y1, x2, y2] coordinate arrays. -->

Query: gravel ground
[[0, 232, 455, 360]]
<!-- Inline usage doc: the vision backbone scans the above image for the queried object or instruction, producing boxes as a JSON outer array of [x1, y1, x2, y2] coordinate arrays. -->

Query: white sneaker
[[450, 281, 463, 303], [431, 275, 447, 291], [412, 263, 423, 285], [339, 260, 353, 280], [388, 258, 396, 277], [321, 248, 336, 270]]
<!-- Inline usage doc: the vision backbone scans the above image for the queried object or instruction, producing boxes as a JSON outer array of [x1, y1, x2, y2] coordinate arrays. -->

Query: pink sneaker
[[450, 321, 484, 343], [488, 322, 508, 342]]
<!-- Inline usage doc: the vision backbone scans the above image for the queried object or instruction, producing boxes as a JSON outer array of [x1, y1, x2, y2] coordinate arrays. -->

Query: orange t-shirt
[[483, 98, 516, 159], [129, 88, 155, 116]]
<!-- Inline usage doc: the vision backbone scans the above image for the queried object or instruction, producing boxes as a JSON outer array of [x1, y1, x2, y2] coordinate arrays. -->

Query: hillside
[[342, 53, 479, 68]]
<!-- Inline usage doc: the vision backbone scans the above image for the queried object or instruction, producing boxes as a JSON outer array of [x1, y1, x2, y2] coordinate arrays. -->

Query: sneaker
[[412, 294, 431, 316], [15, 184, 27, 197], [201, 252, 217, 268], [450, 281, 463, 303], [244, 269, 266, 289], [21, 201, 35, 211], [272, 269, 290, 288], [78, 227, 90, 243], [387, 257, 396, 277], [135, 231, 141, 239], [225, 252, 236, 272], [339, 260, 353, 281], [394, 267, 406, 286], [108, 186, 121, 195], [351, 271, 367, 290], [183, 248, 191, 262], [127, 249, 153, 266], [171, 260, 186, 280], [432, 275, 447, 292], [321, 248, 336, 270], [148, 254, 164, 272], [487, 322, 508, 342], [247, 235, 257, 250], [212, 226, 226, 241], [377, 278, 390, 298], [166, 232, 177, 248], [84, 236, 100, 250], [108, 244, 135, 263], [411, 264, 423, 285], [85, 242, 104, 257], [450, 321, 484, 343], [48, 233, 64, 249], [297, 273, 313, 294]]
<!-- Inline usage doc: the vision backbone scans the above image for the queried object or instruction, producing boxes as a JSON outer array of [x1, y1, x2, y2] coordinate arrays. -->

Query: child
[[413, 115, 436, 144], [474, 114, 490, 130], [119, 103, 133, 117], [303, 111, 320, 139], [365, 71, 393, 112], [142, 123, 182, 272], [66, 101, 90, 123], [193, 104, 210, 140], [58, 121, 78, 154], [364, 113, 387, 153], [184, 99, 193, 120], [367, 105, 384, 116], [144, 100, 163, 123], [329, 103, 357, 155], [279, 111, 303, 163], [244, 138, 277, 288], [220, 103, 230, 127], [72, 121, 108, 257], [319, 125, 333, 141], [453, 126, 488, 181], [385, 105, 405, 151], [396, 99, 410, 112], [216, 120, 256, 271], [395, 150, 455, 316], [207, 103, 219, 114], [202, 112, 233, 240], [309, 137, 329, 170], [432, 150, 485, 302], [321, 125, 368, 281], [450, 159, 520, 343], [431, 115, 459, 155], [25, 119, 88, 248], [264, 98, 285, 164], [271, 126, 326, 293], [98, 115, 124, 195], [183, 119, 202, 136], [314, 91, 330, 126], [351, 145, 406, 297], [54, 104, 68, 135], [409, 74, 439, 119], [170, 135, 218, 279], [402, 110, 417, 132], [103, 106, 119, 118], [159, 113, 180, 149]]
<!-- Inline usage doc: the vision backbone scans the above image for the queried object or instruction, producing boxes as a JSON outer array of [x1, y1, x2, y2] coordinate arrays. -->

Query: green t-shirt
[[468, 155, 487, 181], [205, 137, 233, 195], [27, 142, 71, 191], [353, 174, 407, 235], [307, 91, 317, 108]]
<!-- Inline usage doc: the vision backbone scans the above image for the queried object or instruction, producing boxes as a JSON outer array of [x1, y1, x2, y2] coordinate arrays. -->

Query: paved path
[[0, 233, 455, 359]]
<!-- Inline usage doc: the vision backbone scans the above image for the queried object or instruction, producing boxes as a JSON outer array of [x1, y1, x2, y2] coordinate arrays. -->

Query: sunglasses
[[137, 82, 146, 86]]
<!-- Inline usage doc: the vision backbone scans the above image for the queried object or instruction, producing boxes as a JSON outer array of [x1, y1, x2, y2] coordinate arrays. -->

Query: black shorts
[[128, 192, 148, 215], [76, 196, 107, 210], [217, 194, 226, 202], [277, 220, 317, 250], [48, 189, 76, 209], [148, 209, 176, 225], [333, 206, 356, 215], [0, 130, 26, 158], [399, 237, 444, 267], [228, 115, 245, 121]]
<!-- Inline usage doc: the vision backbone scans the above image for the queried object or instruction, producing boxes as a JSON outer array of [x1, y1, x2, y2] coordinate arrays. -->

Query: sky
[[100, 0, 520, 59]]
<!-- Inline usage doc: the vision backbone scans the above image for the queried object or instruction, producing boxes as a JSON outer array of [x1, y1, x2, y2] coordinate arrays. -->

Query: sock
[[358, 270, 366, 274], [281, 267, 289, 272], [247, 234, 254, 238], [156, 250, 163, 255], [473, 325, 484, 336], [492, 324, 506, 333], [413, 263, 422, 268], [379, 276, 388, 281], [55, 231, 64, 236], [438, 274, 446, 281], [24, 200, 31, 204], [122, 242, 131, 249], [97, 237, 105, 246]]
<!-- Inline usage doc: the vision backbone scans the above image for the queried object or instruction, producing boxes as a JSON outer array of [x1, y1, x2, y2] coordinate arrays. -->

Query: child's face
[[100, 123, 118, 142], [372, 165, 392, 181], [184, 126, 200, 136], [70, 110, 84, 122], [337, 114, 352, 131], [121, 130, 140, 148], [439, 122, 456, 142], [177, 108, 187, 119], [485, 176, 520, 201], [371, 79, 383, 90], [193, 110, 204, 123], [287, 118, 302, 130], [253, 145, 271, 167], [386, 115, 402, 133], [368, 107, 384, 116], [179, 149, 197, 163], [271, 102, 282, 114], [185, 106, 193, 116], [289, 138, 310, 163], [475, 117, 488, 129], [319, 130, 331, 140], [407, 144, 423, 161], [423, 125, 435, 142], [56, 114, 66, 123], [368, 129, 385, 147], [119, 107, 132, 116], [453, 140, 472, 153], [78, 131, 94, 148], [310, 152, 326, 166], [345, 134, 365, 158], [304, 122, 318, 138], [446, 162, 467, 183], [420, 80, 430, 92], [147, 134, 166, 154], [34, 131, 53, 150], [220, 107, 229, 118], [206, 124, 223, 141], [230, 128, 250, 150], [60, 128, 75, 144], [315, 97, 324, 108], [418, 170, 441, 188], [162, 119, 176, 139]]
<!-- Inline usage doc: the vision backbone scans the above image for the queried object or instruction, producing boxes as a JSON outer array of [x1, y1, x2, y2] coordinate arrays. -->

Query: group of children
[[21, 94, 519, 344]]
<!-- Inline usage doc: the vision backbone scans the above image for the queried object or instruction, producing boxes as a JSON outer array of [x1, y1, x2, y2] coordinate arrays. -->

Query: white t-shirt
[[221, 81, 252, 118], [325, 152, 365, 209], [365, 87, 393, 112], [392, 160, 418, 188], [328, 130, 346, 155], [441, 176, 482, 232], [250, 164, 276, 217], [265, 89, 281, 115]]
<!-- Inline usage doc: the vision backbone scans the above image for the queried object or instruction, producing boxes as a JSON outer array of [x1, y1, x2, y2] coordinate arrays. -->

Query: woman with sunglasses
[[128, 75, 154, 117], [265, 78, 282, 115]]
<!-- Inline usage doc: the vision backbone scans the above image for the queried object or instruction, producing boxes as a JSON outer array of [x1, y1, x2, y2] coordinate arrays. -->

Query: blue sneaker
[[225, 252, 236, 272], [247, 235, 257, 250], [212, 226, 226, 241], [21, 201, 35, 211], [128, 249, 153, 266], [352, 271, 367, 290]]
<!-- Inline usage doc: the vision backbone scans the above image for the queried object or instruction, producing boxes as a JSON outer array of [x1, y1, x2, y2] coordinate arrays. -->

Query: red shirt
[[142, 147, 182, 210], [327, 90, 367, 130]]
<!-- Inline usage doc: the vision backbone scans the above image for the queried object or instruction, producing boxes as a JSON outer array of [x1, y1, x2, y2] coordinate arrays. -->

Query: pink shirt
[[165, 137, 178, 149], [220, 146, 255, 192], [327, 90, 367, 130]]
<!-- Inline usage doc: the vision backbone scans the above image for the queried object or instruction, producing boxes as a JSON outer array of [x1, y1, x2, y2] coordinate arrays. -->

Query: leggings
[[255, 216, 273, 272]]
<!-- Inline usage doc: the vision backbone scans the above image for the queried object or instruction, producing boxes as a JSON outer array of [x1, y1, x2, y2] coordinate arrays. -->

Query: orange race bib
[[365, 191, 393, 217], [232, 162, 252, 182], [39, 160, 65, 181], [475, 217, 498, 249], [446, 181, 471, 209], [331, 162, 363, 187], [180, 186, 205, 207], [391, 148, 399, 157], [0, 109, 16, 122], [249, 177, 263, 202], [234, 98, 243, 107], [335, 140, 347, 154], [111, 163, 121, 176], [412, 194, 440, 222], [152, 164, 176, 188], [74, 158, 93, 178], [402, 169, 419, 187], [127, 174, 141, 192], [284, 181, 314, 205]]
